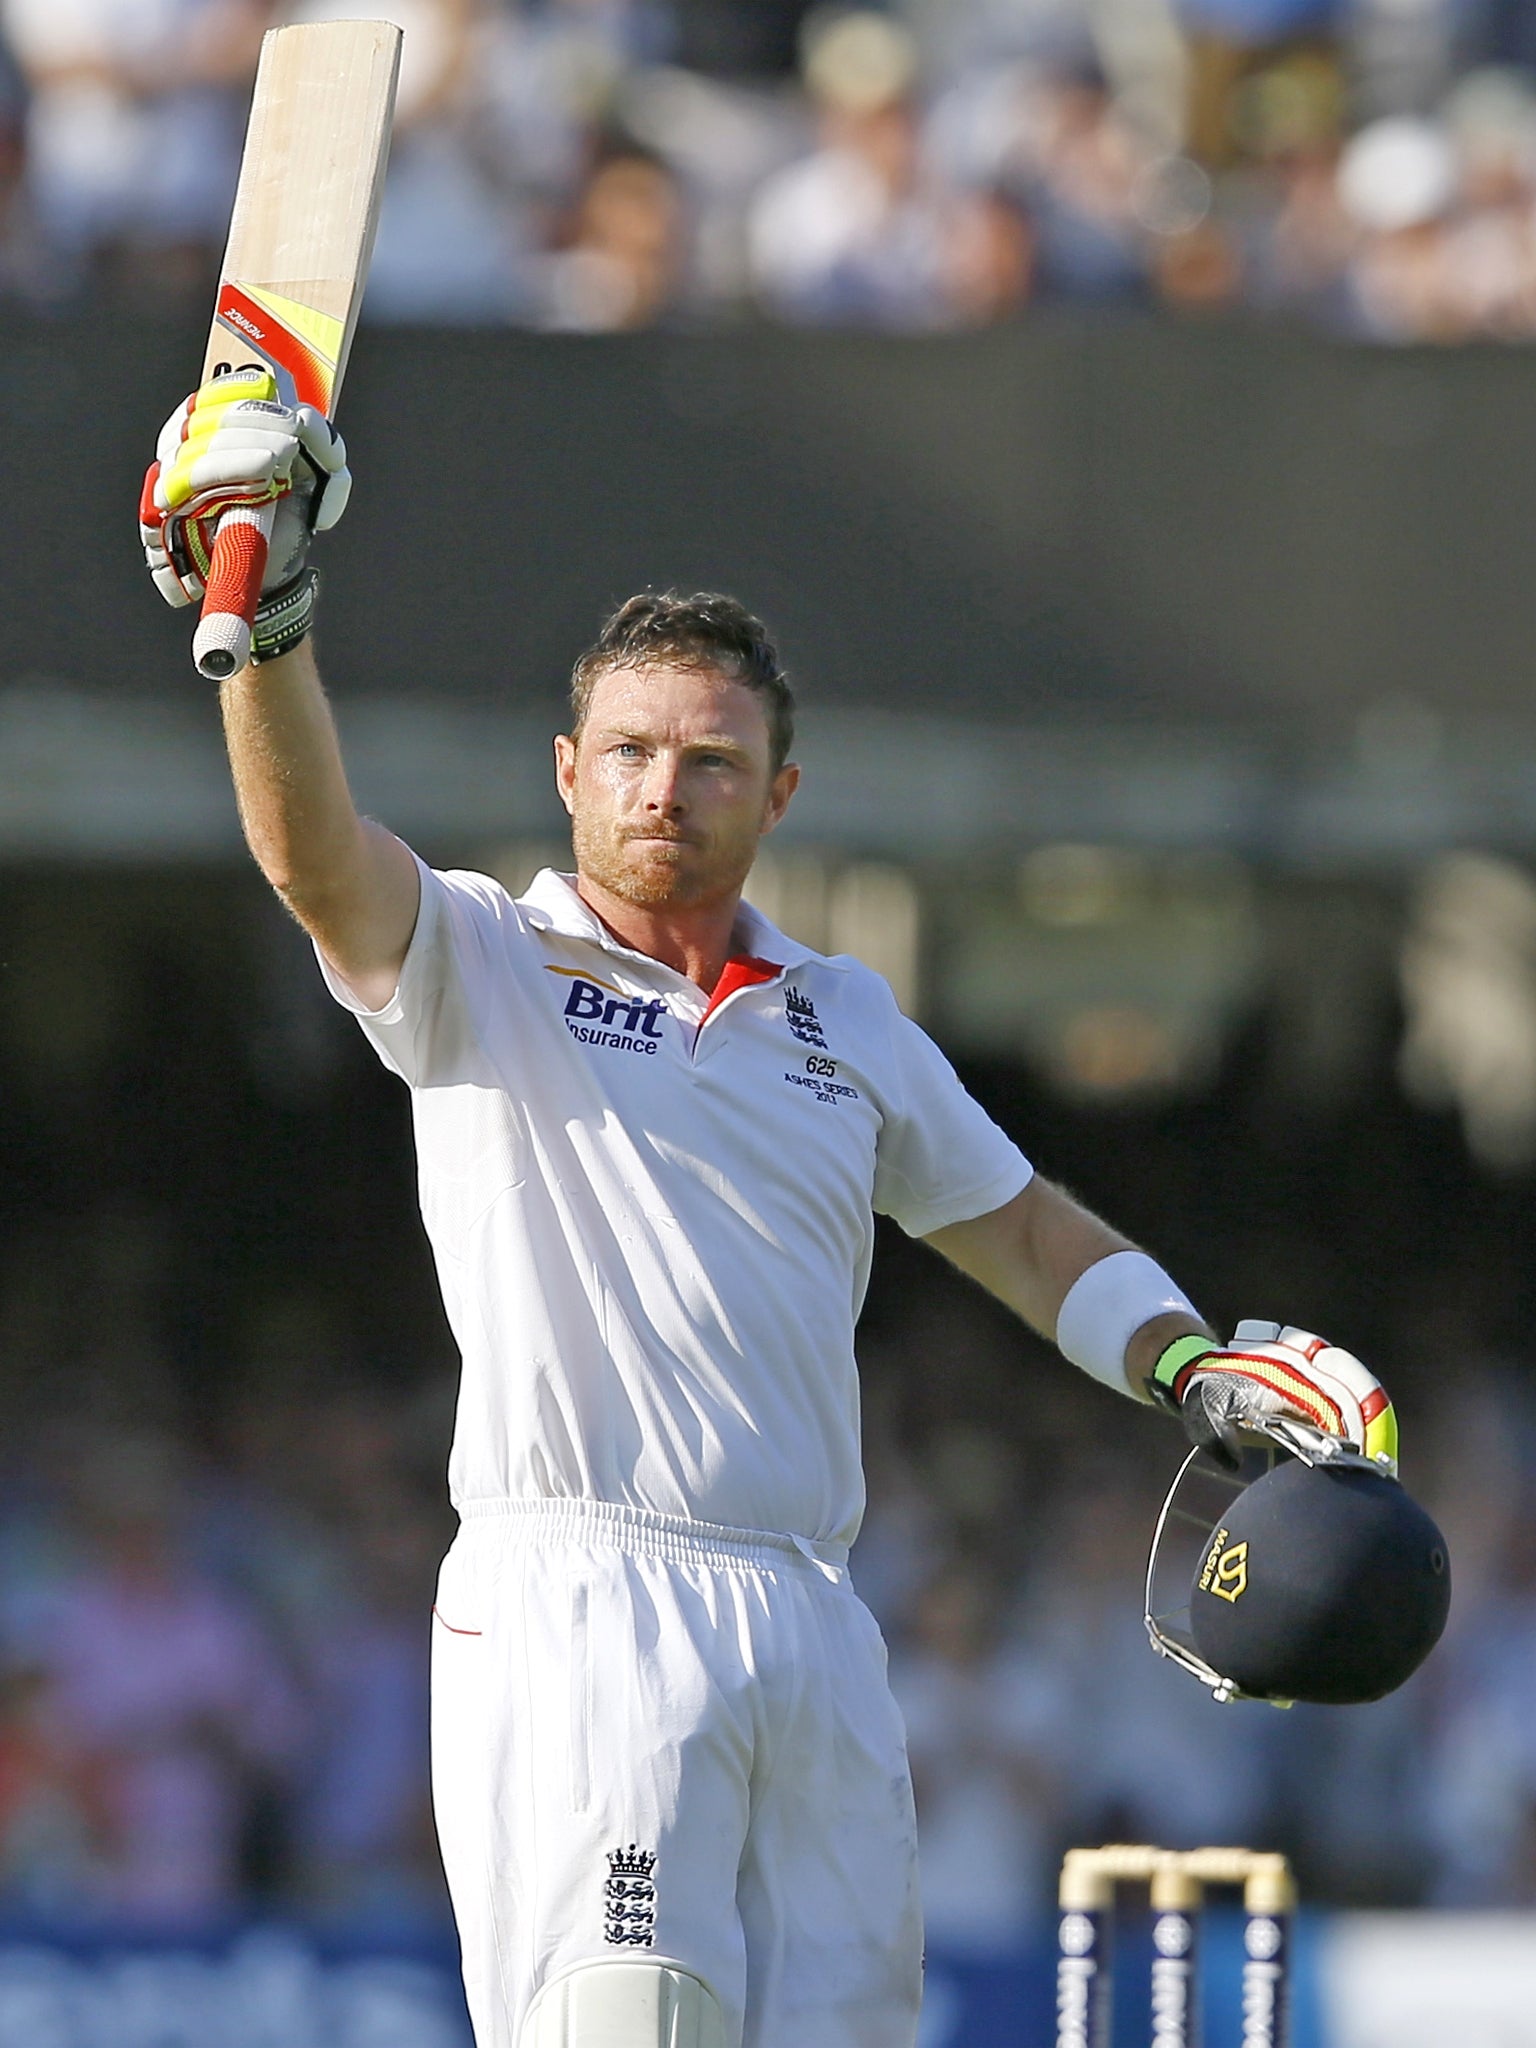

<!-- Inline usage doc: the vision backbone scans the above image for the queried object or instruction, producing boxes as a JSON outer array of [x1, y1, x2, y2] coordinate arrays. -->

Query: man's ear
[[761, 761, 800, 837], [554, 733, 577, 817]]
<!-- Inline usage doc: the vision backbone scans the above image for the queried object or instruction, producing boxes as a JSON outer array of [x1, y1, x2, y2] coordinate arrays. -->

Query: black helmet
[[1147, 1422, 1451, 1706]]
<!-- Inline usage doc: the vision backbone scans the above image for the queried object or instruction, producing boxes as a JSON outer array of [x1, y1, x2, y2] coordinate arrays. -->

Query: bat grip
[[193, 498, 278, 681]]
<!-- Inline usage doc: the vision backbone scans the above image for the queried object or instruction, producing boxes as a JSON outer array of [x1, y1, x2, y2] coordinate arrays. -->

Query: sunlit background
[[3, 0, 1536, 2041]]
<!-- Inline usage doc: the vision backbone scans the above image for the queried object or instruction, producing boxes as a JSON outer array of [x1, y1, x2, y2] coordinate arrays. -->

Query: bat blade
[[193, 18, 402, 681]]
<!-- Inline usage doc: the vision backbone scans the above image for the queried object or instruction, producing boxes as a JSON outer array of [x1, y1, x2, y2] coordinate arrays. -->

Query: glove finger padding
[[1153, 1323, 1400, 1469], [159, 370, 293, 514], [140, 371, 351, 617], [294, 406, 351, 531]]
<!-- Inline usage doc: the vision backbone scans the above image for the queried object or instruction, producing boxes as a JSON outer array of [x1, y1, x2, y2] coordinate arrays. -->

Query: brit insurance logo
[[547, 967, 666, 1056]]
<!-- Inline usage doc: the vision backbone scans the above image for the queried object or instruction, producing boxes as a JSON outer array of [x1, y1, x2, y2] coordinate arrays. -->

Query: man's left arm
[[926, 1180, 1399, 1468], [924, 1177, 1207, 1398]]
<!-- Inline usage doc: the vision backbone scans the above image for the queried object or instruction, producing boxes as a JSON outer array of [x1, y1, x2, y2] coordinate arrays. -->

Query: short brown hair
[[569, 591, 795, 773]]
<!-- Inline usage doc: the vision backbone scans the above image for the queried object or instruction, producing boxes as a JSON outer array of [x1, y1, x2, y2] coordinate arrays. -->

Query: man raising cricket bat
[[140, 135, 1402, 2048]]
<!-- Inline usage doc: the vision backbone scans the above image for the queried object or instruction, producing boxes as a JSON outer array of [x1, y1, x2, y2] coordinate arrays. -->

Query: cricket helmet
[[1146, 1420, 1451, 1706]]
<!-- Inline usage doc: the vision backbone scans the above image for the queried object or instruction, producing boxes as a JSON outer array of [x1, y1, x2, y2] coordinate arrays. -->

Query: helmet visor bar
[[1143, 1442, 1287, 1707]]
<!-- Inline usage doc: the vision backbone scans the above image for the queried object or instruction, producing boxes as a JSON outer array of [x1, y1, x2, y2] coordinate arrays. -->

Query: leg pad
[[519, 1956, 730, 2048]]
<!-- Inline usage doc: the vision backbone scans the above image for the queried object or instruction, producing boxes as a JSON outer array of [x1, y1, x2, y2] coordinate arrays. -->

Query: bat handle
[[193, 497, 278, 681]]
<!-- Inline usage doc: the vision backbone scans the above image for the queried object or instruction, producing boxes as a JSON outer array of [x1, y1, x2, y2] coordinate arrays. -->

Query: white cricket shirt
[[321, 863, 1032, 1552]]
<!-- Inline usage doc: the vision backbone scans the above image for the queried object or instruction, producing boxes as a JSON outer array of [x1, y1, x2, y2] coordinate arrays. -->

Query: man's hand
[[1149, 1320, 1399, 1471], [139, 367, 351, 664]]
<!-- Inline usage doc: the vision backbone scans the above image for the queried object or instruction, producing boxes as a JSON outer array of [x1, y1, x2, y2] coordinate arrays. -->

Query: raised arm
[[219, 641, 419, 1008], [142, 376, 418, 1007]]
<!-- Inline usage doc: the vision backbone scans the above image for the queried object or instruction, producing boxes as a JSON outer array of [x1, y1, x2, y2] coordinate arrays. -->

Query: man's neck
[[574, 873, 746, 994]]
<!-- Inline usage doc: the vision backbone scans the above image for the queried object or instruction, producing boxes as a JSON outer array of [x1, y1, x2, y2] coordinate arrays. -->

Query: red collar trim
[[701, 954, 781, 1025]]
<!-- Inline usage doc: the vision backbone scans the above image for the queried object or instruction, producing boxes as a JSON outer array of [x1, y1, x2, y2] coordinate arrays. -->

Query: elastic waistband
[[455, 1496, 849, 1578]]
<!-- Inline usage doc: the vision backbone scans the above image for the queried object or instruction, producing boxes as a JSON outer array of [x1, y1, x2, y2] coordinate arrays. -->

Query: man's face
[[555, 663, 798, 912]]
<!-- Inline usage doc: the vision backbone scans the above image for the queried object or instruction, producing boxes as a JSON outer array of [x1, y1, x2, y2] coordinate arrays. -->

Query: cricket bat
[[192, 18, 402, 681]]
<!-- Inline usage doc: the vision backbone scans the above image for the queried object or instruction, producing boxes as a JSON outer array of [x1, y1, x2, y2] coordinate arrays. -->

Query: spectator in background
[[0, 24, 27, 293], [256, 1386, 440, 1914], [480, 0, 674, 217], [1424, 1542, 1536, 1903], [749, 12, 963, 326], [944, 180, 1038, 321], [1437, 68, 1536, 339], [541, 138, 690, 327], [928, 58, 1151, 305], [1149, 211, 1242, 308], [27, 1435, 306, 1921], [0, 1664, 115, 1911], [0, 0, 266, 301], [1015, 64, 1153, 301], [887, 1566, 1063, 1955], [294, 1505, 438, 1914], [1173, 0, 1339, 166], [1418, 1370, 1536, 1903], [1345, 0, 1459, 125], [1235, 53, 1350, 320], [749, 10, 1040, 328], [1140, 153, 1244, 310], [1335, 114, 1464, 342]]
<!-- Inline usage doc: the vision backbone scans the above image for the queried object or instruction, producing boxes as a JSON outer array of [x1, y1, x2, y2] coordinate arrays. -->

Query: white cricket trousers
[[430, 1498, 923, 2048]]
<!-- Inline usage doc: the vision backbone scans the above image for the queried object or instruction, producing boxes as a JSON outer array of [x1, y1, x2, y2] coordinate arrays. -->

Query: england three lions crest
[[604, 1844, 657, 1946], [785, 986, 827, 1049]]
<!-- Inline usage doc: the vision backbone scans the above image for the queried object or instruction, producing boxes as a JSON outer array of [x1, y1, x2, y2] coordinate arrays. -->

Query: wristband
[[250, 567, 320, 665], [1055, 1250, 1201, 1395], [1148, 1332, 1218, 1411]]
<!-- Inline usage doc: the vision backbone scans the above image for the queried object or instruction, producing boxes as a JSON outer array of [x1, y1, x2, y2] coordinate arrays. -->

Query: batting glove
[[139, 367, 351, 663], [1150, 1320, 1399, 1472]]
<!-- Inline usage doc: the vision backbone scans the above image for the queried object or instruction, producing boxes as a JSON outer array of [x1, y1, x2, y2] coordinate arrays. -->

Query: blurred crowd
[[0, 1218, 1528, 1940], [0, 1286, 452, 1925], [0, 864, 1533, 1942], [8, 0, 1536, 340]]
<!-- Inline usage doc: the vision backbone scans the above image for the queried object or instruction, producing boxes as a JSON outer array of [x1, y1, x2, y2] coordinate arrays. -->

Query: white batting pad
[[519, 1957, 730, 2048]]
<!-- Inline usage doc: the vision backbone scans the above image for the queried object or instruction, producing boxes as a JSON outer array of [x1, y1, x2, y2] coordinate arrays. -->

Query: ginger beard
[[559, 664, 795, 914], [571, 808, 743, 908]]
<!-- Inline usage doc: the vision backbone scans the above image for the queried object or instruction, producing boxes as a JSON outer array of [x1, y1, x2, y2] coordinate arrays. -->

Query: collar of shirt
[[518, 868, 849, 985]]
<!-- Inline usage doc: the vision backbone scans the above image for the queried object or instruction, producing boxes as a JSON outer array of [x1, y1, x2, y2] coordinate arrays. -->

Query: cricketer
[[139, 376, 1399, 2048]]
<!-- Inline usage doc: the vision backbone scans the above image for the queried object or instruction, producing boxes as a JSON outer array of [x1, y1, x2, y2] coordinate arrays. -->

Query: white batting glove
[[1150, 1321, 1399, 1471], [139, 367, 350, 661]]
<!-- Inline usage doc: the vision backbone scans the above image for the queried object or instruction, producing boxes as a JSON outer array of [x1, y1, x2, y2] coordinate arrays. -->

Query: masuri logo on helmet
[[1186, 1451, 1449, 1705]]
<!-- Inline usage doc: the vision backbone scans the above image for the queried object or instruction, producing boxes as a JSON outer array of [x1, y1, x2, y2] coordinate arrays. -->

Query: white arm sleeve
[[313, 856, 511, 1087], [871, 993, 1033, 1238]]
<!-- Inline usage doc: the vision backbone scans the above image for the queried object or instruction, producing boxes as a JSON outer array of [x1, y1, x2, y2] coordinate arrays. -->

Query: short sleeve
[[313, 856, 511, 1087], [871, 996, 1033, 1238]]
